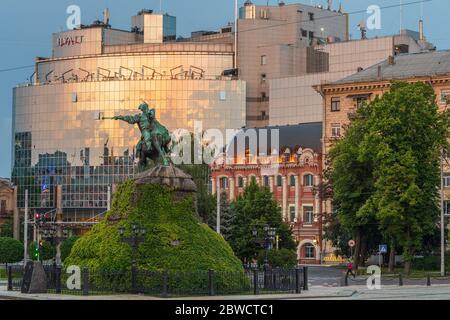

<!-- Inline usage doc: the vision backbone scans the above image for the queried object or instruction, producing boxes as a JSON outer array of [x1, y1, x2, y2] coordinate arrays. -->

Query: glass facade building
[[12, 12, 246, 220]]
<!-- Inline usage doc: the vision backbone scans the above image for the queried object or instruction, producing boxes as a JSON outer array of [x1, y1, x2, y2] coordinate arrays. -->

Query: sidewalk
[[0, 286, 357, 300]]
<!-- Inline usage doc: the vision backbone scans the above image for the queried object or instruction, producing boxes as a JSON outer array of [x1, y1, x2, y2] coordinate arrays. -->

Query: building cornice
[[315, 75, 450, 95]]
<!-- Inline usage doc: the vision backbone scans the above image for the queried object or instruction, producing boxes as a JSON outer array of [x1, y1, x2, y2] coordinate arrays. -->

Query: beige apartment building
[[237, 1, 348, 127], [315, 51, 450, 216], [269, 29, 435, 126]]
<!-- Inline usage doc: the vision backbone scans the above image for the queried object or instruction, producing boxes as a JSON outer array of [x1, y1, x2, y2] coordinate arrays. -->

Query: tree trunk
[[388, 243, 395, 273], [404, 260, 412, 275], [359, 235, 367, 268], [353, 231, 361, 270]]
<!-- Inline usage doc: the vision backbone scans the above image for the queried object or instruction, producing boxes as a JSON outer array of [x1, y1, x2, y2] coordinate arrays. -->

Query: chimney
[[419, 19, 424, 41], [388, 55, 395, 65], [377, 65, 382, 78], [103, 8, 110, 26]]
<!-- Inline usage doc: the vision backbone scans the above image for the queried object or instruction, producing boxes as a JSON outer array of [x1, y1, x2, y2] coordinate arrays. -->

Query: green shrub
[[60, 236, 80, 262], [65, 180, 244, 292], [0, 237, 23, 263], [0, 221, 13, 238], [412, 255, 450, 271], [257, 248, 298, 269]]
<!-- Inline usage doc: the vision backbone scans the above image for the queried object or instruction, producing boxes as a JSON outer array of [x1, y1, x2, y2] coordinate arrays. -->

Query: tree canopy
[[326, 82, 450, 273], [229, 181, 297, 267], [0, 237, 23, 264]]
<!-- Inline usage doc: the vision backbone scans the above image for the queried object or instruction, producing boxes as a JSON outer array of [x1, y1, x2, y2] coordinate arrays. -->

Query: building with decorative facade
[[12, 9, 246, 223], [315, 50, 450, 220], [0, 178, 18, 237], [210, 123, 324, 264]]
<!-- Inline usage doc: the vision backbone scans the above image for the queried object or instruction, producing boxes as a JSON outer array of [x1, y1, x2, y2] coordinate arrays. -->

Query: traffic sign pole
[[348, 240, 355, 261]]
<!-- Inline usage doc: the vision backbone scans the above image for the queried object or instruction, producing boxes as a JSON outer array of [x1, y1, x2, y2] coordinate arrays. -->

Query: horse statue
[[104, 102, 171, 169]]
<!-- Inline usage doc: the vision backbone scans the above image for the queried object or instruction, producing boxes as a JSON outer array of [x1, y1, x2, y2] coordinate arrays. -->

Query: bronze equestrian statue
[[104, 102, 171, 169]]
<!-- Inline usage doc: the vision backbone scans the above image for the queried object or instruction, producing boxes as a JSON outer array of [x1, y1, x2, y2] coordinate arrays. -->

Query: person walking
[[346, 260, 356, 278]]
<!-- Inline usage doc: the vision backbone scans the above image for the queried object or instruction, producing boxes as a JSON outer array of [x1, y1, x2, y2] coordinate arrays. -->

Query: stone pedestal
[[21, 261, 47, 294], [134, 165, 197, 202]]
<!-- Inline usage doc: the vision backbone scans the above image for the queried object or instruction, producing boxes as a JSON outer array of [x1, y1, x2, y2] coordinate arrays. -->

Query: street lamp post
[[119, 223, 146, 293], [252, 224, 277, 271], [252, 224, 276, 290]]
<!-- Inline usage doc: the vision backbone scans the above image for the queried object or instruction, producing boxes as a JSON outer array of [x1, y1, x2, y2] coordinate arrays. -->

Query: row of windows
[[332, 89, 450, 114], [218, 174, 315, 189], [289, 206, 314, 224], [330, 96, 367, 112]]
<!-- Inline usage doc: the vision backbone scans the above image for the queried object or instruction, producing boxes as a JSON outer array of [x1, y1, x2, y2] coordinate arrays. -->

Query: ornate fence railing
[[6, 265, 308, 297]]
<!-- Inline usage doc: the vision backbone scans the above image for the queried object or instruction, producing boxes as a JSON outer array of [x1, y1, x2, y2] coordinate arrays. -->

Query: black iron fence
[[6, 265, 308, 297]]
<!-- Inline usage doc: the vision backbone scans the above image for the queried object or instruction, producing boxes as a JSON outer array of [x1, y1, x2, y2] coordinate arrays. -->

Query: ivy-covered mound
[[65, 168, 245, 292]]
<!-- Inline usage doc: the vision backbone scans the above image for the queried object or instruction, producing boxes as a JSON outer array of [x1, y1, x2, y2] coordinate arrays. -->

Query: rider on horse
[[111, 102, 171, 168]]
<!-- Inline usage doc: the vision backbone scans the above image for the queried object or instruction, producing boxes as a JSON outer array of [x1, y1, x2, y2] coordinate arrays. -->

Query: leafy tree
[[360, 82, 450, 274], [29, 240, 53, 262], [229, 181, 297, 265], [327, 82, 449, 274], [61, 236, 80, 262], [197, 187, 216, 224], [257, 248, 297, 268], [0, 237, 23, 264], [208, 191, 235, 242], [326, 106, 381, 268], [0, 221, 13, 238]]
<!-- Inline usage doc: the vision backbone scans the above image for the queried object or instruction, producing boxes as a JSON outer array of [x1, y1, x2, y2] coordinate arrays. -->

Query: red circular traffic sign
[[348, 240, 356, 247]]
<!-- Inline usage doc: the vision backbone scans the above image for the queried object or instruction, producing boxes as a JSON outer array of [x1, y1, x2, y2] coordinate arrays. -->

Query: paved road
[[306, 266, 345, 288], [308, 285, 450, 300]]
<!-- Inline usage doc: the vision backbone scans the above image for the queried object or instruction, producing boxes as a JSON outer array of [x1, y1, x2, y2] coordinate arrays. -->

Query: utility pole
[[441, 150, 446, 276], [23, 189, 28, 265], [399, 0, 403, 33], [216, 180, 221, 235], [107, 185, 111, 211]]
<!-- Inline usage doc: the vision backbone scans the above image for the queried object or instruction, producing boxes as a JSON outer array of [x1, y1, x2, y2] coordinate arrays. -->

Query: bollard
[[55, 266, 62, 294], [161, 271, 168, 298], [82, 268, 89, 296], [427, 275, 431, 286], [303, 267, 309, 291], [295, 267, 302, 294], [344, 274, 349, 286], [253, 270, 259, 295], [398, 273, 403, 286], [208, 269, 215, 296], [7, 266, 12, 291]]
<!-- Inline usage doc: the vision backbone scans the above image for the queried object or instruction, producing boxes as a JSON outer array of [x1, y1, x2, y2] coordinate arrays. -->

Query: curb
[[0, 290, 359, 301]]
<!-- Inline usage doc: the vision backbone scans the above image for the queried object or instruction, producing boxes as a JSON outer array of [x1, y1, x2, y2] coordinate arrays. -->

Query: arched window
[[250, 176, 257, 184], [304, 244, 315, 259], [277, 175, 283, 187], [263, 176, 269, 187], [304, 174, 314, 187], [290, 175, 296, 187]]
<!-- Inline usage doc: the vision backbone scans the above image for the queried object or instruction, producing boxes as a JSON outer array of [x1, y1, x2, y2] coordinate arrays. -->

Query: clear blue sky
[[0, 0, 449, 178]]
